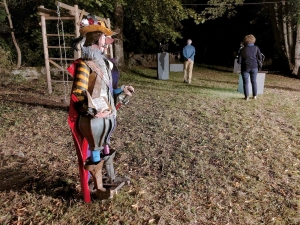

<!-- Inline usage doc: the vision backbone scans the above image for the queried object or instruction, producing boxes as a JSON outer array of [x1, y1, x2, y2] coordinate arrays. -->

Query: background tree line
[[0, 0, 300, 75]]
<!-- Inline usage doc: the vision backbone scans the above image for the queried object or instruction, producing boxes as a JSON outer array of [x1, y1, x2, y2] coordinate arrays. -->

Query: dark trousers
[[241, 68, 258, 97]]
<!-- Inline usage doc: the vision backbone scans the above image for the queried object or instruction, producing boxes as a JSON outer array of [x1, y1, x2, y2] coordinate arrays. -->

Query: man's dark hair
[[83, 31, 104, 47]]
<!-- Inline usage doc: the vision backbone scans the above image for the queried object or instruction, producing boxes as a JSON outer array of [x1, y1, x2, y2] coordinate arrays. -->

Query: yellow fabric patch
[[74, 81, 88, 90], [77, 74, 89, 82], [78, 66, 89, 74]]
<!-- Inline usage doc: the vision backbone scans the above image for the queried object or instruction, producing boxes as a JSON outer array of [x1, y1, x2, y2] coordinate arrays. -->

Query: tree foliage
[[1, 0, 247, 66], [199, 0, 244, 20], [4, 0, 275, 67], [2, 0, 52, 66], [289, 0, 300, 24], [122, 0, 245, 53], [123, 0, 192, 53]]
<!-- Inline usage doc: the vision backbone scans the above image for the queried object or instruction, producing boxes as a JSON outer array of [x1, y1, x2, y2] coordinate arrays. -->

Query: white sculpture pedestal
[[233, 58, 241, 74], [170, 64, 183, 72], [157, 53, 169, 80], [238, 72, 266, 95]]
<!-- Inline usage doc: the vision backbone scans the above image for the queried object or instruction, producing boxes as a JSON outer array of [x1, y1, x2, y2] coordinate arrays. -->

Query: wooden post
[[107, 18, 114, 59], [74, 5, 81, 59], [40, 6, 52, 94]]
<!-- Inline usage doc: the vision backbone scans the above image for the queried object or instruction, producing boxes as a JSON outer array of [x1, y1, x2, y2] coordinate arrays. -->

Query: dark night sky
[[171, 3, 274, 67]]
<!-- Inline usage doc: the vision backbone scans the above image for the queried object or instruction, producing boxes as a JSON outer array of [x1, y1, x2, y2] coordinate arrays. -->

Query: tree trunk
[[269, 3, 290, 72], [292, 25, 300, 75], [281, 3, 288, 49], [113, 0, 125, 69], [3, 0, 21, 69], [282, 1, 295, 70], [287, 15, 294, 56]]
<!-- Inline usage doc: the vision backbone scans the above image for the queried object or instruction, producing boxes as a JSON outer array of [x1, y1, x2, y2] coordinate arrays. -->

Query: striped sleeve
[[72, 60, 90, 101]]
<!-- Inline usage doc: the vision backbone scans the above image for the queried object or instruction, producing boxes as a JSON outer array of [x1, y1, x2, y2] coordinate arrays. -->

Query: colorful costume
[[68, 14, 134, 202]]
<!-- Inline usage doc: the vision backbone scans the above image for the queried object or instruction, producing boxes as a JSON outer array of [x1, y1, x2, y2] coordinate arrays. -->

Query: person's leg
[[250, 68, 258, 98], [188, 61, 194, 84], [241, 70, 250, 99], [183, 61, 188, 82]]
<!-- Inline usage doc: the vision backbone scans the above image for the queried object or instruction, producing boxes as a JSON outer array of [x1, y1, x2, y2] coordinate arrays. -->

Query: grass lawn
[[0, 64, 299, 224]]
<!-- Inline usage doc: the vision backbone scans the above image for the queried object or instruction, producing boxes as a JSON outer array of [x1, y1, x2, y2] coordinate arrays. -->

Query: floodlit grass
[[0, 64, 300, 224]]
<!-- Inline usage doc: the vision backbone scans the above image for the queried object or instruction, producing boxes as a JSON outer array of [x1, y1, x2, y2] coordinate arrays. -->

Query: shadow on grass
[[264, 84, 300, 92], [198, 64, 233, 73], [127, 68, 157, 80], [187, 83, 239, 94], [0, 93, 68, 111], [0, 154, 80, 201], [199, 77, 239, 86], [142, 81, 239, 96]]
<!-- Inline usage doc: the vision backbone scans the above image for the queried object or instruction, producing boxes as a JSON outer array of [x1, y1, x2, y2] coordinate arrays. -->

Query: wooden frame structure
[[38, 1, 113, 94]]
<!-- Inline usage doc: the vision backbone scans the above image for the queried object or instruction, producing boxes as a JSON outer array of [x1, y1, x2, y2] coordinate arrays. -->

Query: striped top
[[72, 59, 90, 102]]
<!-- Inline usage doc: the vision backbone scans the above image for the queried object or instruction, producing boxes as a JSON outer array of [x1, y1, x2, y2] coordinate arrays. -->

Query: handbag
[[256, 46, 264, 71]]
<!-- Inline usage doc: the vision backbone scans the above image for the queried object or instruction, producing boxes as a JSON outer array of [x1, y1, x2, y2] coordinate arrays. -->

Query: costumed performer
[[68, 14, 134, 202]]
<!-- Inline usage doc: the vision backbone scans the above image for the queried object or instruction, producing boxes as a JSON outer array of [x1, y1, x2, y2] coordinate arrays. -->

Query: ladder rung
[[48, 46, 72, 49], [46, 34, 75, 37], [51, 80, 73, 83], [50, 69, 66, 71], [49, 58, 75, 60], [45, 16, 75, 20]]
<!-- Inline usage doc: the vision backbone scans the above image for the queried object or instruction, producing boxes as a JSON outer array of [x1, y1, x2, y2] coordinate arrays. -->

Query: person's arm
[[183, 46, 188, 60], [113, 85, 134, 95], [237, 49, 243, 64], [72, 60, 90, 115], [113, 88, 122, 95], [190, 47, 195, 60], [257, 47, 262, 61]]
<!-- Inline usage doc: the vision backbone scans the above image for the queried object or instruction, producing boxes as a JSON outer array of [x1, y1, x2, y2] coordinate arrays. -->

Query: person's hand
[[94, 109, 111, 118], [123, 85, 135, 96], [188, 58, 191, 62]]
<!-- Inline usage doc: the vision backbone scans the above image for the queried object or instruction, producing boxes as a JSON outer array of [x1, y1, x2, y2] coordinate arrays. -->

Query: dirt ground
[[1, 66, 300, 224]]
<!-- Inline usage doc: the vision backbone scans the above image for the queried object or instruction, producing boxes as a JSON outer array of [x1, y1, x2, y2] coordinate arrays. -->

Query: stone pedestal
[[233, 58, 241, 74], [297, 66, 300, 79], [238, 73, 266, 95], [157, 52, 169, 80], [170, 64, 183, 72]]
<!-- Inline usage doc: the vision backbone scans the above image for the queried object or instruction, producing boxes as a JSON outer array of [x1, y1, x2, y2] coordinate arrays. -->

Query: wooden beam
[[37, 6, 55, 15], [49, 57, 75, 60], [49, 60, 73, 77], [45, 16, 75, 20], [37, 6, 70, 17], [55, 1, 108, 24], [40, 7, 52, 94], [51, 80, 73, 83], [49, 59, 65, 70], [74, 5, 81, 59], [107, 18, 113, 58], [37, 12, 50, 17], [47, 46, 72, 49], [46, 34, 75, 37], [55, 1, 77, 12]]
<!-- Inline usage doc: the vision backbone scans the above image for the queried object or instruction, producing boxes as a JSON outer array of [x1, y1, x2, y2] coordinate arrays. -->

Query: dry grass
[[0, 64, 300, 225]]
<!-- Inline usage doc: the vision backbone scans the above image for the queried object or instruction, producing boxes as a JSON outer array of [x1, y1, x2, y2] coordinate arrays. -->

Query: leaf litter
[[0, 65, 300, 224]]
